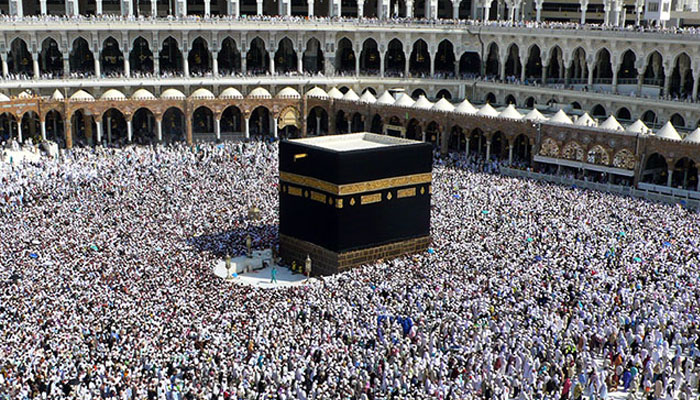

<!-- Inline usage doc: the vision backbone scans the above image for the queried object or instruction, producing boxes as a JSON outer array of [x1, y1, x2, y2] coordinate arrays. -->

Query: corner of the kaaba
[[278, 133, 432, 275]]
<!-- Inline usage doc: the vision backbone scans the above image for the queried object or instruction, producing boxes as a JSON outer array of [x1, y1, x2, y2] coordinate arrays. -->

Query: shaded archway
[[411, 88, 427, 99], [413, 0, 426, 17], [335, 110, 350, 134], [643, 51, 664, 88], [386, 116, 402, 137], [390, 0, 407, 17], [524, 45, 542, 81], [459, 52, 480, 77], [670, 113, 685, 128], [570, 101, 581, 110], [100, 37, 124, 77], [409, 39, 430, 77], [505, 94, 516, 105], [101, 108, 126, 145], [485, 43, 499, 77], [485, 92, 496, 104], [513, 134, 531, 165], [670, 53, 694, 99], [616, 107, 631, 121], [275, 38, 297, 74], [491, 132, 508, 160], [20, 112, 41, 143], [221, 106, 243, 134], [45, 110, 65, 145], [188, 37, 212, 76], [360, 39, 380, 75], [192, 106, 214, 136], [307, 107, 329, 136], [370, 114, 383, 134], [39, 38, 63, 77], [160, 37, 183, 76], [406, 119, 421, 141], [642, 110, 658, 127], [351, 112, 365, 132], [547, 46, 563, 82], [218, 38, 241, 76], [0, 113, 17, 143], [448, 126, 465, 152], [567, 47, 587, 82], [525, 97, 536, 108], [592, 48, 613, 83], [7, 38, 32, 77], [425, 122, 440, 146], [335, 38, 355, 74], [384, 39, 405, 77], [617, 50, 637, 81], [162, 107, 185, 142], [435, 40, 455, 77], [591, 104, 606, 118], [303, 38, 324, 74], [469, 128, 487, 157], [247, 37, 270, 75], [436, 89, 452, 100], [641, 153, 668, 185], [250, 107, 271, 136], [504, 44, 521, 79], [130, 37, 154, 76], [132, 108, 156, 144], [672, 158, 698, 190]]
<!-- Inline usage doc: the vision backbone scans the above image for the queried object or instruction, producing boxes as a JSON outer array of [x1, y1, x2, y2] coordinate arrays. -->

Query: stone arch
[[504, 43, 521, 78], [592, 48, 613, 82], [307, 107, 329, 136], [562, 141, 584, 161], [672, 157, 698, 190], [250, 106, 271, 136], [641, 153, 668, 185], [100, 36, 124, 76], [303, 38, 324, 74], [406, 118, 422, 141], [0, 112, 18, 143], [568, 47, 587, 82], [411, 88, 427, 99], [384, 39, 405, 77], [591, 104, 606, 118], [435, 40, 455, 77], [101, 108, 127, 145], [351, 112, 364, 132], [469, 128, 487, 157], [39, 37, 63, 77], [221, 105, 243, 134], [670, 52, 694, 99], [162, 107, 186, 142], [362, 87, 376, 95], [188, 37, 212, 75], [485, 92, 496, 104], [275, 37, 298, 74], [505, 94, 517, 105], [370, 113, 383, 134], [524, 44, 542, 80], [219, 37, 242, 76], [643, 51, 665, 88], [7, 37, 33, 77], [616, 107, 631, 121], [448, 125, 466, 152], [45, 110, 65, 145], [360, 38, 380, 75], [617, 49, 637, 80], [425, 121, 440, 146], [641, 110, 658, 126], [160, 36, 183, 75], [436, 88, 452, 100], [491, 131, 508, 160], [513, 134, 532, 164], [409, 39, 430, 77], [586, 144, 610, 165], [20, 111, 41, 143], [669, 113, 685, 128], [525, 97, 536, 108], [547, 46, 564, 81], [132, 108, 156, 144], [130, 36, 154, 75], [612, 149, 636, 170], [247, 37, 269, 75], [570, 101, 581, 110], [335, 38, 355, 74], [485, 42, 499, 77], [459, 51, 480, 77], [539, 137, 559, 157]]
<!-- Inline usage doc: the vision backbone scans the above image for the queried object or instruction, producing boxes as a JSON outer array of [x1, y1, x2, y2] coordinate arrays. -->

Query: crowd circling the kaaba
[[1, 140, 700, 400]]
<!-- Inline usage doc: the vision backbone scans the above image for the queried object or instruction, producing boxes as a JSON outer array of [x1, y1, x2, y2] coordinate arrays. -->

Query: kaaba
[[278, 133, 432, 275]]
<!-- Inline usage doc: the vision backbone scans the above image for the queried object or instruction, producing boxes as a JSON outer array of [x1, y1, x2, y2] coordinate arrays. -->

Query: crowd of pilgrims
[[1, 141, 700, 400]]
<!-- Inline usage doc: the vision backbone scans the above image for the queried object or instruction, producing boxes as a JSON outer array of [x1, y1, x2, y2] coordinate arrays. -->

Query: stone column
[[580, 0, 588, 23], [97, 0, 103, 14], [204, 0, 211, 16], [485, 140, 491, 160], [692, 71, 700, 100], [380, 52, 385, 77], [186, 114, 193, 145], [151, 0, 157, 16], [245, 116, 250, 139], [357, 0, 363, 17], [33, 53, 40, 79], [121, 0, 133, 16], [17, 121, 22, 143], [40, 120, 46, 141], [257, 0, 263, 15], [430, 50, 436, 76], [667, 169, 673, 187], [241, 52, 247, 74], [40, 0, 47, 14], [587, 62, 594, 86], [520, 62, 526, 82], [157, 119, 163, 141], [452, 0, 460, 18], [465, 137, 470, 155], [406, 0, 414, 17], [106, 116, 112, 143], [94, 56, 101, 78], [269, 51, 275, 74], [663, 74, 671, 96], [212, 52, 219, 77], [316, 116, 321, 135], [273, 118, 278, 138], [355, 53, 360, 76], [1, 54, 9, 78], [612, 67, 618, 93], [127, 120, 133, 142], [183, 54, 189, 77], [636, 69, 643, 94], [124, 54, 131, 78], [215, 117, 221, 140], [65, 121, 73, 148], [508, 144, 513, 165], [541, 64, 548, 84], [96, 121, 102, 144]]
